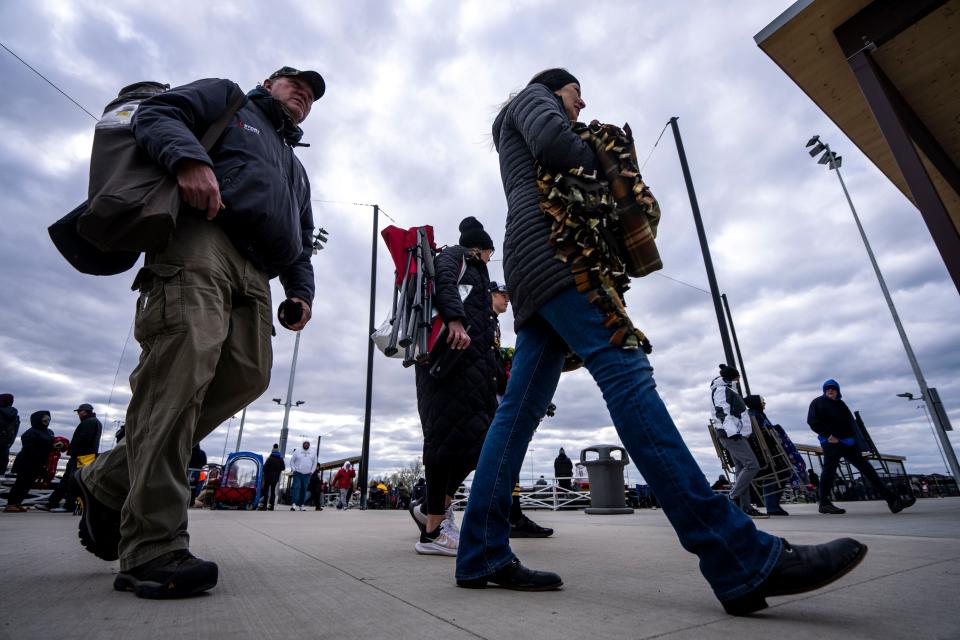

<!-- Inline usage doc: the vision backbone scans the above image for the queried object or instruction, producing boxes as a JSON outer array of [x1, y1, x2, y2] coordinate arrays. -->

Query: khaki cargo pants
[[81, 214, 273, 570]]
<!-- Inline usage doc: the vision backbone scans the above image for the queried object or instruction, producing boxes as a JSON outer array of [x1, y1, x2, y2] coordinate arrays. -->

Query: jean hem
[[455, 551, 516, 581], [715, 535, 784, 602], [119, 537, 190, 572]]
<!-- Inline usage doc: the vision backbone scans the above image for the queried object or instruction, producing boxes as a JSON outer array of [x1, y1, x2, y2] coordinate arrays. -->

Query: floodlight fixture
[[806, 135, 820, 148], [808, 141, 826, 157], [272, 397, 282, 404], [896, 392, 916, 400]]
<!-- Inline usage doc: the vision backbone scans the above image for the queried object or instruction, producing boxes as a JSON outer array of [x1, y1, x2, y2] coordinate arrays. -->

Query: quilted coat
[[491, 82, 598, 329], [415, 246, 499, 468]]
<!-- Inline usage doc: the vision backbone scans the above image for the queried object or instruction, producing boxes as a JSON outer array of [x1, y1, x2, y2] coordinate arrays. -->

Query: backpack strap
[[199, 84, 247, 151]]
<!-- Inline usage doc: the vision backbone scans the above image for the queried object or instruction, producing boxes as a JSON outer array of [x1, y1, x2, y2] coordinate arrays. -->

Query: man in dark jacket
[[553, 448, 573, 491], [808, 379, 915, 515], [44, 403, 102, 512], [259, 444, 285, 511], [0, 394, 20, 475], [74, 66, 324, 599], [4, 411, 55, 512]]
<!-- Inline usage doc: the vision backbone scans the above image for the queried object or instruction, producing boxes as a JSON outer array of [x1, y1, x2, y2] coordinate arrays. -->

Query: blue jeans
[[455, 286, 782, 601], [292, 472, 309, 507]]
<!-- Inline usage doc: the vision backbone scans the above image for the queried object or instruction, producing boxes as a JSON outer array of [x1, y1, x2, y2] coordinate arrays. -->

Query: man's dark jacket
[[554, 451, 573, 479], [807, 395, 856, 441], [492, 83, 598, 329], [415, 246, 498, 468], [132, 78, 315, 304], [0, 404, 19, 448], [69, 414, 102, 457], [188, 444, 207, 470], [263, 451, 285, 484]]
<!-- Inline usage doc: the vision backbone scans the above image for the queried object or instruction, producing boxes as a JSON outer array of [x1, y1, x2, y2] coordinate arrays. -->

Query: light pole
[[358, 204, 379, 509], [897, 393, 951, 475], [808, 135, 959, 480]]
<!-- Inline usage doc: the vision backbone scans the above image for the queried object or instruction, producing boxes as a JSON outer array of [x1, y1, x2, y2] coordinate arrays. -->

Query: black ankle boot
[[457, 558, 562, 591], [722, 538, 867, 615], [888, 495, 916, 513]]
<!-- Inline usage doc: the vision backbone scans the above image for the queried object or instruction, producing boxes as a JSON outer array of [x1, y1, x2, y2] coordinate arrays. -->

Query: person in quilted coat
[[454, 67, 868, 616], [410, 217, 498, 557]]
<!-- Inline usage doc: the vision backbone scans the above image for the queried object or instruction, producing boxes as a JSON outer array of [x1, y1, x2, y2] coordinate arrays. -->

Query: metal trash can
[[580, 445, 634, 515]]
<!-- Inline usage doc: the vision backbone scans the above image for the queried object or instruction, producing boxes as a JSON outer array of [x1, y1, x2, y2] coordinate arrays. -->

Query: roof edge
[[754, 0, 816, 45]]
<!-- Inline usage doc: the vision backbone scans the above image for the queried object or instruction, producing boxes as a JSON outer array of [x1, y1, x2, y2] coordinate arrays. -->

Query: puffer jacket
[[491, 82, 598, 329], [0, 403, 19, 448], [132, 79, 315, 304], [710, 376, 750, 436], [415, 246, 499, 468], [11, 411, 54, 475]]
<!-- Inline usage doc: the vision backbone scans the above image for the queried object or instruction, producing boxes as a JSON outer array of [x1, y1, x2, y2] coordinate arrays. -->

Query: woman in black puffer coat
[[412, 217, 498, 555]]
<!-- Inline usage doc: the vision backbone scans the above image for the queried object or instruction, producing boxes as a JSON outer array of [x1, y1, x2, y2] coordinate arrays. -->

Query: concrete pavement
[[1, 499, 958, 640]]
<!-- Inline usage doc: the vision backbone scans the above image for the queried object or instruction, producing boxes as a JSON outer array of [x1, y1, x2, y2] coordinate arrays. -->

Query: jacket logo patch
[[233, 117, 260, 135]]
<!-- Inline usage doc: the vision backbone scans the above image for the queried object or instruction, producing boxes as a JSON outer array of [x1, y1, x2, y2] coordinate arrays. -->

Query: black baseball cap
[[75, 403, 94, 412], [488, 281, 508, 294], [268, 66, 325, 101]]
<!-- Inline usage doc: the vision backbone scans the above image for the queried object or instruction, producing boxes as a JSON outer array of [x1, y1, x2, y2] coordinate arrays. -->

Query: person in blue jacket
[[808, 379, 915, 515], [74, 66, 324, 599]]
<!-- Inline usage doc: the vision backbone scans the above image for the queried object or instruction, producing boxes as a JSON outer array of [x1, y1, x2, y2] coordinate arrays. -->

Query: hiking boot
[[414, 527, 458, 556], [114, 549, 218, 599], [3, 504, 27, 513], [888, 495, 916, 514], [510, 515, 554, 538], [457, 558, 563, 591], [766, 508, 790, 516], [722, 537, 867, 615], [744, 507, 769, 518], [408, 499, 428, 537], [819, 502, 846, 515], [75, 470, 121, 561]]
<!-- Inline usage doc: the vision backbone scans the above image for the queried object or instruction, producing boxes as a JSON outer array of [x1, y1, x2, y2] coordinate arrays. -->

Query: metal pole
[[829, 148, 960, 480], [720, 293, 750, 396], [358, 204, 379, 508], [278, 331, 302, 455], [234, 407, 246, 452], [919, 403, 950, 475], [669, 117, 737, 369]]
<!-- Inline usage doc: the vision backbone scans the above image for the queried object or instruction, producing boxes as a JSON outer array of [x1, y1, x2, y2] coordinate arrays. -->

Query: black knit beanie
[[528, 68, 580, 92], [459, 217, 494, 250], [719, 363, 740, 382]]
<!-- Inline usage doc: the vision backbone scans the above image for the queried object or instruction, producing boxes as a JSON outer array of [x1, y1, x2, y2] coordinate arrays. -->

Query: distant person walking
[[4, 411, 55, 512], [289, 441, 316, 511], [44, 403, 102, 512], [710, 365, 764, 517], [0, 394, 20, 475], [258, 445, 284, 510], [808, 379, 915, 515], [333, 461, 356, 509]]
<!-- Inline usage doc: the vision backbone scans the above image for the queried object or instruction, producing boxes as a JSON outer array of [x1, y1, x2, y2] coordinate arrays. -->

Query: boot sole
[[75, 474, 120, 561], [456, 578, 563, 591], [509, 530, 554, 538]]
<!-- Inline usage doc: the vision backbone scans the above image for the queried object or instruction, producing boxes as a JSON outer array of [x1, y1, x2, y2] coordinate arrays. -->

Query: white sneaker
[[443, 506, 459, 540], [415, 530, 458, 556], [299, 506, 306, 511]]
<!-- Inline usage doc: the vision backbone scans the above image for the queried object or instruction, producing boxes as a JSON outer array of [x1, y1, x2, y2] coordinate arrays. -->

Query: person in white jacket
[[710, 365, 764, 518], [289, 441, 317, 511]]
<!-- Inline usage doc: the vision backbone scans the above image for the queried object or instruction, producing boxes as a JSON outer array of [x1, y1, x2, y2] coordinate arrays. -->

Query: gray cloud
[[1, 0, 956, 487]]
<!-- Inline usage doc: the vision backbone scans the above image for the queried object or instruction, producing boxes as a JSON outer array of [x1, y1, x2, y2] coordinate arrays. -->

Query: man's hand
[[827, 435, 839, 444], [447, 320, 471, 350], [177, 159, 223, 220], [286, 297, 312, 331]]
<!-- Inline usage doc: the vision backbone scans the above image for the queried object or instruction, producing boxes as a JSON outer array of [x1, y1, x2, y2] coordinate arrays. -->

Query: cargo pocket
[[131, 263, 185, 343]]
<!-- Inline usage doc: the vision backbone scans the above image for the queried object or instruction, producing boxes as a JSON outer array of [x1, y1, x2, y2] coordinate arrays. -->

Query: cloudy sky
[[2, 0, 957, 487]]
